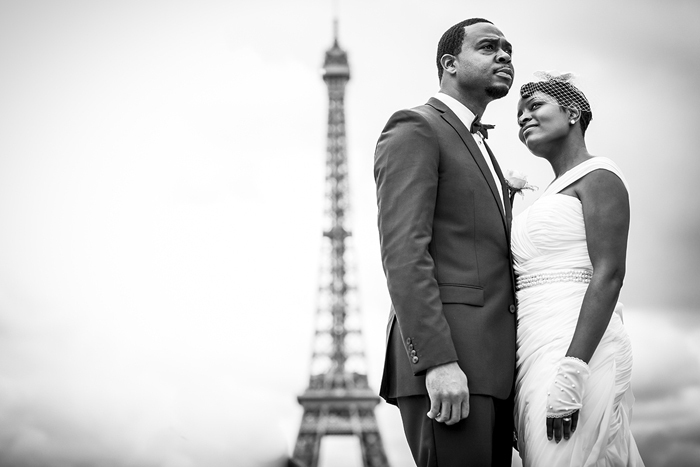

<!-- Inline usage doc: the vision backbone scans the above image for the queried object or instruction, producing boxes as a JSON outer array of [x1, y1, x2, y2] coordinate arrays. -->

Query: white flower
[[504, 169, 537, 201], [504, 169, 529, 190]]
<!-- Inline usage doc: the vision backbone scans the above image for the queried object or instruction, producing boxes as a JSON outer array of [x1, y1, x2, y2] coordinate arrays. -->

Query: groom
[[374, 18, 517, 466]]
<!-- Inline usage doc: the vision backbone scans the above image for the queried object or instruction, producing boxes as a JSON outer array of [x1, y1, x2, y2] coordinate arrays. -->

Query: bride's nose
[[518, 113, 531, 127]]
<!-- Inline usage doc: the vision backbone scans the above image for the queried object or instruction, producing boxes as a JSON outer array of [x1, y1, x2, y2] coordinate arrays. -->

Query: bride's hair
[[520, 72, 593, 136]]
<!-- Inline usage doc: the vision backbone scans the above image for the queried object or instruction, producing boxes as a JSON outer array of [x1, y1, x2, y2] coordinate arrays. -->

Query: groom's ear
[[440, 54, 457, 76]]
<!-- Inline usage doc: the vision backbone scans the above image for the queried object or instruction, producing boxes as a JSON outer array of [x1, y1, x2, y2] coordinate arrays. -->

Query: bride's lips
[[521, 125, 537, 137]]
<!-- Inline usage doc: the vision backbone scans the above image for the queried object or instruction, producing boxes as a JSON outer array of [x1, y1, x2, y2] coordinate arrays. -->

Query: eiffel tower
[[292, 21, 390, 467]]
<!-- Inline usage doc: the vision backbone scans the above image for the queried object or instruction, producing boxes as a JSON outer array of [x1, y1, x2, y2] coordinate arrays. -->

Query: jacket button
[[509, 304, 516, 313], [410, 350, 417, 357], [408, 344, 414, 350], [406, 338, 412, 345], [412, 356, 419, 364]]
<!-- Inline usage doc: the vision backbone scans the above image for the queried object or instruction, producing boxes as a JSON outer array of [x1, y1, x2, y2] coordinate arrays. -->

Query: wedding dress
[[512, 157, 644, 466]]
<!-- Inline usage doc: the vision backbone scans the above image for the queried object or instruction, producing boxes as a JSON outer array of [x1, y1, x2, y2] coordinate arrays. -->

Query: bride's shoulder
[[575, 159, 630, 205], [580, 156, 629, 190], [586, 156, 622, 170]]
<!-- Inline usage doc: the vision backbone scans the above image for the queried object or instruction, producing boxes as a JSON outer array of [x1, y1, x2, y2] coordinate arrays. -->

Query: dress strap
[[543, 157, 629, 197]]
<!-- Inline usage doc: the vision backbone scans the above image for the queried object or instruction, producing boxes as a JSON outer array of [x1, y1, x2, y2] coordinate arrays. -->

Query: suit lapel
[[427, 98, 509, 234], [484, 141, 512, 238]]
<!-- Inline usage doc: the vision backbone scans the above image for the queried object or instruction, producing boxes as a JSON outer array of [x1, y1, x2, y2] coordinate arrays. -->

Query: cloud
[[0, 349, 291, 466], [625, 309, 700, 400], [634, 415, 700, 467], [624, 309, 700, 466]]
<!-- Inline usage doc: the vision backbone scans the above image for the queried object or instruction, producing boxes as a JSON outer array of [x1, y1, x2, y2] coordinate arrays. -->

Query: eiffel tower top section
[[322, 20, 350, 80]]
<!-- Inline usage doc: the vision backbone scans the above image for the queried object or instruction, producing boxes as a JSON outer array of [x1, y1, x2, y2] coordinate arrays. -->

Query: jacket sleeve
[[374, 108, 458, 375]]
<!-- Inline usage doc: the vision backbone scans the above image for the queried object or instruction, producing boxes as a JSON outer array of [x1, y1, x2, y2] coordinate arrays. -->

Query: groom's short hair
[[436, 18, 493, 82]]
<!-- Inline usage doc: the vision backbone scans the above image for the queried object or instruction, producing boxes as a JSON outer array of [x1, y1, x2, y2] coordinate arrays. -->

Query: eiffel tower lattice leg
[[357, 409, 390, 467], [293, 409, 322, 467]]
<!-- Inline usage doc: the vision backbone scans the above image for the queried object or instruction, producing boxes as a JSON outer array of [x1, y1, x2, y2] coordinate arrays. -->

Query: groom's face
[[453, 23, 514, 100]]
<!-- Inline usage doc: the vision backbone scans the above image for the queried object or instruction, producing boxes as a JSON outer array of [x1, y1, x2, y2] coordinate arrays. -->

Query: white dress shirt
[[434, 92, 504, 211]]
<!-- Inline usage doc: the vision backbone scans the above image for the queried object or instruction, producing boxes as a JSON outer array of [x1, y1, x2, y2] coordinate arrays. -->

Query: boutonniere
[[504, 169, 537, 203]]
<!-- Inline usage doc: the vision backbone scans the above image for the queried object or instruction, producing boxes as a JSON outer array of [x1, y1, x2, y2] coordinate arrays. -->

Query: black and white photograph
[[0, 1, 698, 466]]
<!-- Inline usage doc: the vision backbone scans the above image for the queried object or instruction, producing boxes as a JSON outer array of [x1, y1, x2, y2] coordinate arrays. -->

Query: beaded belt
[[516, 269, 592, 290]]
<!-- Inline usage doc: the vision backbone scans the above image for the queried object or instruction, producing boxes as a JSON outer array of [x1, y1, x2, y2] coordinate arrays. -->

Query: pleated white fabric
[[512, 157, 645, 466]]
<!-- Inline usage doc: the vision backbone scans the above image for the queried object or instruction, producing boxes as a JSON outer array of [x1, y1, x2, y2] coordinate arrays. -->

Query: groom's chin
[[486, 85, 510, 100]]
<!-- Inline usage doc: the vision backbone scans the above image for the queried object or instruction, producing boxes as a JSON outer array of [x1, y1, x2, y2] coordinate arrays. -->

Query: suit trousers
[[396, 393, 514, 467]]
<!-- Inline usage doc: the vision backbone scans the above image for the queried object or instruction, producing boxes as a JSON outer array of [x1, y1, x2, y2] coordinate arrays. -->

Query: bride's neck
[[549, 142, 590, 180], [550, 152, 592, 179]]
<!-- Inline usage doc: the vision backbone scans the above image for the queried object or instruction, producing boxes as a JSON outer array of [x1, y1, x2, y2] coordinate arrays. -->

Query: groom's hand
[[425, 362, 470, 425]]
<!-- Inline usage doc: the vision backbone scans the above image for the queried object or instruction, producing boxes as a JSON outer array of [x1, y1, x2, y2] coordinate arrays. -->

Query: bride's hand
[[547, 410, 579, 443], [545, 356, 589, 442]]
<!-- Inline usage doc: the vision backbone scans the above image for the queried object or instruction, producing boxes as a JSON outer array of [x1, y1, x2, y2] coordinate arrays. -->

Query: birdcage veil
[[520, 71, 591, 113]]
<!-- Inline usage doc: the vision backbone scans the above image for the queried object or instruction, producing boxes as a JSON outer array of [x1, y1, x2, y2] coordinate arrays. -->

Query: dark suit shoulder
[[378, 106, 437, 144], [404, 101, 443, 122], [384, 105, 430, 122], [378, 103, 445, 145]]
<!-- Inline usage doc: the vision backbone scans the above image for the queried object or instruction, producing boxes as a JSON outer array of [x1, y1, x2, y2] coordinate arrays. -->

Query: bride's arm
[[545, 168, 630, 442], [567, 168, 630, 362]]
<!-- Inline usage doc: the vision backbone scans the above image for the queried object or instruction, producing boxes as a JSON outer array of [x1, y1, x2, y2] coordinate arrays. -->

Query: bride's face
[[517, 91, 571, 152]]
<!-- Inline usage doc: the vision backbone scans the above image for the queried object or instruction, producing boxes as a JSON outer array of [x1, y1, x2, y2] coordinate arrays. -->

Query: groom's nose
[[496, 48, 511, 63]]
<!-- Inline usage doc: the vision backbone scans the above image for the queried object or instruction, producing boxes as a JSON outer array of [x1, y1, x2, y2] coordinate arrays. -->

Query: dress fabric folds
[[512, 157, 644, 466]]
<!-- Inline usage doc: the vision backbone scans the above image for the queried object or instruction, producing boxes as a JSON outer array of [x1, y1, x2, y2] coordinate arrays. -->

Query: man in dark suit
[[374, 18, 517, 466]]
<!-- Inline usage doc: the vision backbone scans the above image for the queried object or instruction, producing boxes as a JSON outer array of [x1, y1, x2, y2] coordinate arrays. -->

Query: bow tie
[[471, 118, 495, 139]]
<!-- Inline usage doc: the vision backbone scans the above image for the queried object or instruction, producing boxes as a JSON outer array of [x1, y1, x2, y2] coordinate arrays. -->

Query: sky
[[0, 0, 699, 466]]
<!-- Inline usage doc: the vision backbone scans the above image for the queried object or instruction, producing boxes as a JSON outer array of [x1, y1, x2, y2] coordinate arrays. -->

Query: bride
[[511, 72, 645, 466]]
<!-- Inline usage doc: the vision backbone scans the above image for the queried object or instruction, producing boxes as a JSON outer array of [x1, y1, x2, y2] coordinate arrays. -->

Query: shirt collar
[[434, 92, 479, 132]]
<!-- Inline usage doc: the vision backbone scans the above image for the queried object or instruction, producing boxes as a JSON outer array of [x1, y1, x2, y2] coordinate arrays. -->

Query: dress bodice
[[511, 157, 629, 277]]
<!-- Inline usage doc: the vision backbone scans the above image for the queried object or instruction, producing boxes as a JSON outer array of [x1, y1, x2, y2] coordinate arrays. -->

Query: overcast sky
[[0, 1, 699, 466]]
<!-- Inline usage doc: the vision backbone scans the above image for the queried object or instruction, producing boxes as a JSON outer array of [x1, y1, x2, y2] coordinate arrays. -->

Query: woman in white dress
[[512, 73, 645, 466]]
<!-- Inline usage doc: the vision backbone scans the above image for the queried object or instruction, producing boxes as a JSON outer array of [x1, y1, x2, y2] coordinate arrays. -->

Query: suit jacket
[[374, 97, 517, 404]]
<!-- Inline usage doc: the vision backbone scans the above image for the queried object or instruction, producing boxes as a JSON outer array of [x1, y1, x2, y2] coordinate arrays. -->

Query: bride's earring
[[570, 119, 576, 125]]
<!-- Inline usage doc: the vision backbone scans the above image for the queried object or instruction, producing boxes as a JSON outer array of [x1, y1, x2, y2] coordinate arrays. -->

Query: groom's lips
[[495, 67, 513, 81]]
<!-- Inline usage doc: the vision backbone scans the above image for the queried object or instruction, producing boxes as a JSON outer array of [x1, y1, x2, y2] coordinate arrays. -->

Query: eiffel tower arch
[[292, 21, 390, 467]]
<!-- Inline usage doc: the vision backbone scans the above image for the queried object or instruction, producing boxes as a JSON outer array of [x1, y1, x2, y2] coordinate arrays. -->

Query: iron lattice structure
[[292, 24, 389, 467]]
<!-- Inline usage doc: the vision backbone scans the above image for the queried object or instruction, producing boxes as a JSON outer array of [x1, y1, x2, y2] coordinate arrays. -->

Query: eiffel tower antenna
[[292, 20, 390, 467]]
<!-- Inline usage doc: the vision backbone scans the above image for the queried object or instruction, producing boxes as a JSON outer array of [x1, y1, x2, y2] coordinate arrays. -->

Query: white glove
[[546, 356, 590, 419]]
